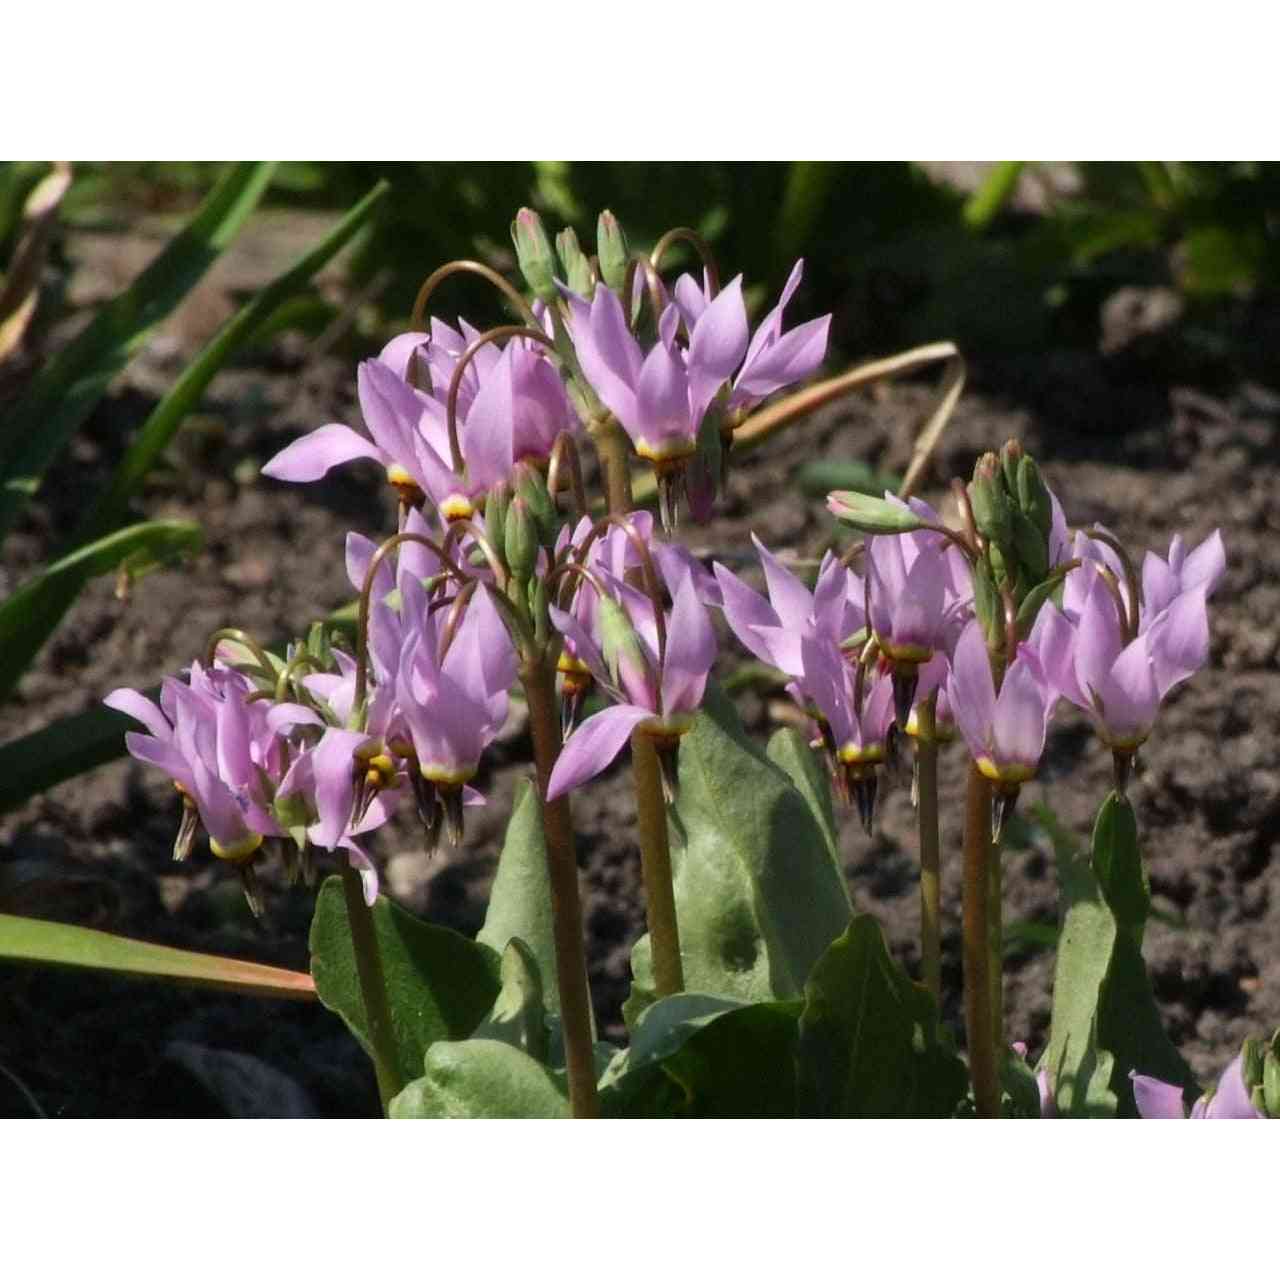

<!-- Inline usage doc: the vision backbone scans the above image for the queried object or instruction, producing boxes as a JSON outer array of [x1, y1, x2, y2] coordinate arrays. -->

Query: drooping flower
[[947, 621, 1055, 836], [1131, 1052, 1265, 1119], [546, 570, 717, 801], [105, 662, 286, 913], [714, 534, 864, 683], [672, 259, 830, 413]]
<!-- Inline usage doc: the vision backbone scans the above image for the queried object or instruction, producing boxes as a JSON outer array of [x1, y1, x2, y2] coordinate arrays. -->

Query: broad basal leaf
[[309, 877, 501, 1088]]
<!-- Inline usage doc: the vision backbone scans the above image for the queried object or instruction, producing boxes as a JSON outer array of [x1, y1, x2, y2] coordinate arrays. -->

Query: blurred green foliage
[[56, 161, 1279, 372]]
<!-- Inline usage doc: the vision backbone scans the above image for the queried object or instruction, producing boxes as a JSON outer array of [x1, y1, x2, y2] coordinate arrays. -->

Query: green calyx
[[504, 496, 539, 585], [513, 461, 559, 550], [596, 210, 630, 293], [510, 208, 558, 304], [556, 227, 594, 299]]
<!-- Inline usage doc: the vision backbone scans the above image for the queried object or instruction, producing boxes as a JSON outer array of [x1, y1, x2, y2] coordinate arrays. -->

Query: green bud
[[972, 557, 1004, 652], [598, 594, 649, 692], [514, 461, 559, 549], [968, 452, 1014, 546], [999, 438, 1025, 498], [556, 227, 594, 299], [306, 620, 332, 668], [827, 490, 924, 534], [504, 496, 539, 585], [510, 207, 558, 304], [1016, 455, 1054, 539], [596, 210, 630, 293], [988, 541, 1013, 592], [1011, 508, 1050, 584], [1263, 1035, 1280, 1118], [1015, 576, 1060, 639], [485, 481, 511, 558], [273, 790, 312, 847], [528, 576, 550, 648], [1242, 1037, 1265, 1091]]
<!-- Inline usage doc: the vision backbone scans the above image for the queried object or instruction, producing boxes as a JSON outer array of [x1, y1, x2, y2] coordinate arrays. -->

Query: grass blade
[[0, 161, 276, 538], [0, 911, 316, 1000], [0, 519, 202, 701]]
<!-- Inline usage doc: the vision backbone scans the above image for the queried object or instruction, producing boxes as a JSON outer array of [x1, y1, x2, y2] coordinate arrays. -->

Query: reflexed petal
[[1101, 635, 1159, 742], [660, 575, 717, 715], [546, 703, 653, 801], [993, 653, 1048, 768], [688, 275, 748, 417], [800, 635, 854, 747], [713, 562, 780, 666], [1130, 1072, 1187, 1119], [575, 286, 641, 426], [1203, 1052, 1261, 1118], [1183, 529, 1225, 597], [1029, 604, 1081, 707], [635, 338, 692, 446], [461, 346, 516, 489], [734, 314, 830, 403], [104, 688, 173, 741], [378, 331, 431, 381], [310, 729, 367, 850], [752, 533, 813, 631], [261, 423, 382, 482], [948, 622, 997, 760], [1073, 577, 1125, 709], [339, 838, 379, 906], [1150, 585, 1209, 696]]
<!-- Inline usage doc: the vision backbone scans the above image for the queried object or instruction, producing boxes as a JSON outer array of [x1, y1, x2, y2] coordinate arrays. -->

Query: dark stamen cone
[[853, 774, 879, 835], [173, 798, 199, 862], [992, 786, 1021, 844], [891, 666, 919, 732], [656, 469, 686, 534], [300, 845, 316, 888], [280, 840, 300, 888], [441, 787, 466, 847], [911, 755, 920, 809], [238, 861, 265, 919], [561, 689, 582, 742]]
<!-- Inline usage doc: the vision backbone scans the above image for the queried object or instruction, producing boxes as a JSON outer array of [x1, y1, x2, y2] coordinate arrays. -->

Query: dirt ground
[[2, 212, 1276, 1117]]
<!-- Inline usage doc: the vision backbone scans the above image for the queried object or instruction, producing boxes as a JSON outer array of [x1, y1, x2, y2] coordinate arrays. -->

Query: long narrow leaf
[[0, 597, 357, 814], [81, 179, 390, 542], [0, 161, 276, 537], [0, 912, 316, 999], [0, 182, 390, 706], [0, 519, 202, 701], [0, 700, 144, 816]]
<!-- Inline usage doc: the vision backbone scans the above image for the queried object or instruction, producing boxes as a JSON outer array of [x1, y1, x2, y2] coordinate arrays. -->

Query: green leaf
[[0, 520, 201, 701], [626, 684, 851, 1022], [0, 182, 388, 703], [0, 911, 315, 999], [476, 778, 558, 1012], [0, 700, 148, 816], [472, 937, 550, 1063], [600, 994, 803, 1118], [309, 876, 501, 1088], [766, 725, 841, 871], [0, 162, 276, 538], [827, 490, 924, 534], [390, 1039, 570, 1119], [1036, 795, 1193, 1117], [797, 916, 968, 1118], [795, 458, 902, 501]]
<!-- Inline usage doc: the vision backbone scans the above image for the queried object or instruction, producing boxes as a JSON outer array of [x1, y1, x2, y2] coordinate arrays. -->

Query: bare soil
[[2, 216, 1276, 1117]]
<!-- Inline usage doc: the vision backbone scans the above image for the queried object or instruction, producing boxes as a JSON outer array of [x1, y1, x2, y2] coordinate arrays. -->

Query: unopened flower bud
[[1000, 438, 1025, 496], [504, 495, 539, 585], [556, 227, 594, 299], [1011, 508, 1049, 584], [597, 594, 650, 703], [1015, 454, 1054, 539], [968, 452, 1014, 547], [514, 460, 559, 549], [511, 207, 558, 304], [1263, 1032, 1280, 1119], [485, 480, 511, 556], [596, 209, 630, 292]]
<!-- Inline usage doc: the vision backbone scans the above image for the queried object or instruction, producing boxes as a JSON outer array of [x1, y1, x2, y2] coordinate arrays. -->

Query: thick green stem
[[590, 417, 634, 515], [340, 861, 403, 1115], [963, 764, 1000, 1118], [915, 700, 941, 1003], [631, 728, 684, 997], [521, 655, 600, 1119]]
